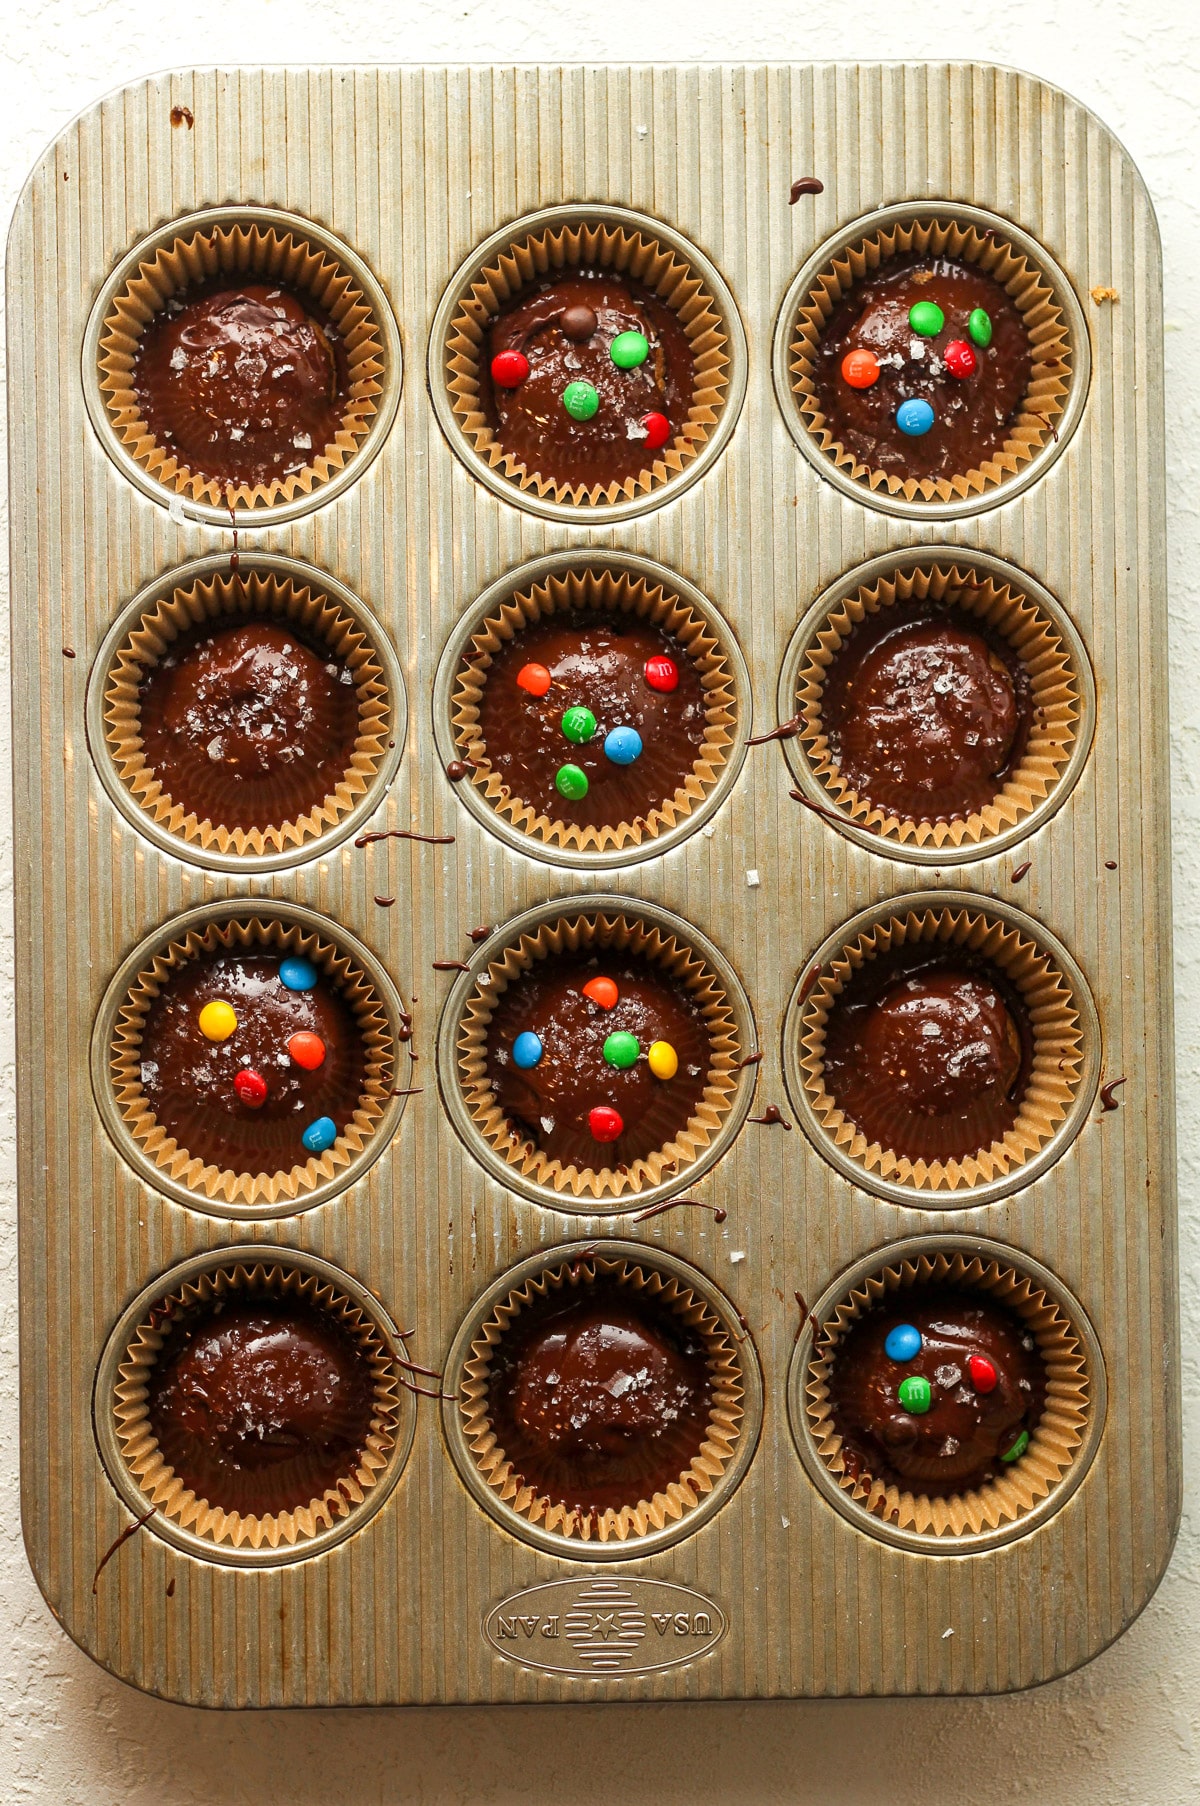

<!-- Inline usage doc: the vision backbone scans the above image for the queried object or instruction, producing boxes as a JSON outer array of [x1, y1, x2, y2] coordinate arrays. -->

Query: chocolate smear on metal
[[1100, 1077, 1127, 1112], [789, 177, 824, 202]]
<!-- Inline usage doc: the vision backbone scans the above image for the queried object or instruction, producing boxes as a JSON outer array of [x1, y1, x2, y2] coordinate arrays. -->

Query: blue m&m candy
[[280, 956, 319, 992], [604, 726, 643, 766], [896, 398, 935, 437], [513, 1031, 543, 1069], [302, 1115, 337, 1154], [885, 1323, 923, 1362]]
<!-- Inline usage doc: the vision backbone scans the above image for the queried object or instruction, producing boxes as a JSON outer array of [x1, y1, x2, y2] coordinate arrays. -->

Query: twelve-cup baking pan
[[7, 62, 1178, 1705]]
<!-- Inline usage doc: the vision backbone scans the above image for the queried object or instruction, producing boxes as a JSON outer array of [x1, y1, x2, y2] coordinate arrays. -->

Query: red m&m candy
[[841, 348, 880, 389], [641, 412, 671, 452], [582, 976, 619, 1010], [644, 654, 679, 693], [491, 349, 530, 388], [288, 1032, 327, 1071], [943, 339, 977, 380], [588, 1105, 624, 1143], [968, 1354, 999, 1394], [516, 662, 553, 698], [233, 1067, 268, 1108]]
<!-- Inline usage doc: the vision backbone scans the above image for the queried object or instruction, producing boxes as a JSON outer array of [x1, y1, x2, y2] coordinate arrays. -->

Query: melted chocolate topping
[[813, 256, 1032, 481], [136, 618, 362, 832], [486, 1275, 714, 1515], [820, 948, 1032, 1162], [486, 952, 713, 1168], [483, 268, 694, 489], [147, 1296, 376, 1517], [827, 1286, 1045, 1493], [137, 952, 367, 1173], [472, 615, 708, 829], [133, 281, 349, 488], [821, 603, 1032, 823]]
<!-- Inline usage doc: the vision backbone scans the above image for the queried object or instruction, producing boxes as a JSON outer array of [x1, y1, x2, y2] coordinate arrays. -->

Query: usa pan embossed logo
[[484, 1576, 726, 1677]]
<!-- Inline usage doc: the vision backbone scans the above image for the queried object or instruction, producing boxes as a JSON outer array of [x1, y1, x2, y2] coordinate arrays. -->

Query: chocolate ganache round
[[812, 256, 1032, 482], [147, 1295, 377, 1517], [820, 948, 1032, 1162], [485, 952, 712, 1168], [827, 1286, 1045, 1494], [820, 604, 1032, 823], [482, 269, 694, 490], [485, 1274, 714, 1515], [132, 282, 349, 490], [137, 618, 362, 832], [474, 615, 707, 829], [137, 951, 367, 1173]]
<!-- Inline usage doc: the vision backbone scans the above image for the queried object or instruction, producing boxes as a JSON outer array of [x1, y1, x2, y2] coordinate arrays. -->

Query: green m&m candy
[[897, 1374, 933, 1415], [562, 380, 600, 420], [603, 1030, 640, 1070], [561, 705, 598, 744], [909, 300, 945, 338], [610, 330, 650, 369], [555, 763, 589, 801], [968, 307, 993, 348], [1000, 1428, 1030, 1464]]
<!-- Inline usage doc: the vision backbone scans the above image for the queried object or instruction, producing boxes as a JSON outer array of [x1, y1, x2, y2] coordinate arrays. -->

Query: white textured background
[[1, 3, 1196, 1801]]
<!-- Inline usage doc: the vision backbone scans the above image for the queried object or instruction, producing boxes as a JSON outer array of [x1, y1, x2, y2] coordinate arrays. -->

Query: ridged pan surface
[[7, 62, 1177, 1705]]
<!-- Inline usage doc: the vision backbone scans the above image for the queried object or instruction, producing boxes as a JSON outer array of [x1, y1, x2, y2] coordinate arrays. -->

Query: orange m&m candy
[[841, 348, 880, 389], [516, 662, 553, 697], [287, 1031, 327, 1071], [581, 976, 619, 1010]]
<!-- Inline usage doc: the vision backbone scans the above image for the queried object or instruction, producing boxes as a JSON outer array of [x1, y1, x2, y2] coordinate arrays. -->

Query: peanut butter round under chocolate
[[136, 618, 362, 832], [146, 1294, 376, 1518], [485, 952, 712, 1168], [827, 1286, 1045, 1494], [820, 949, 1032, 1162], [812, 256, 1032, 482], [137, 952, 366, 1173], [485, 1274, 714, 1515], [472, 615, 707, 830], [820, 604, 1032, 823], [482, 268, 694, 490], [132, 281, 349, 489]]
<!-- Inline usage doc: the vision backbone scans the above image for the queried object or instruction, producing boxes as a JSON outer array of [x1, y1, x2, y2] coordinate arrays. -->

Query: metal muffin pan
[[9, 64, 1176, 1705]]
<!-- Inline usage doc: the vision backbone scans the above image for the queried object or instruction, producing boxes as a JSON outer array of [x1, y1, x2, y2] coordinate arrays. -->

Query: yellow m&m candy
[[198, 999, 238, 1042], [647, 1040, 678, 1081]]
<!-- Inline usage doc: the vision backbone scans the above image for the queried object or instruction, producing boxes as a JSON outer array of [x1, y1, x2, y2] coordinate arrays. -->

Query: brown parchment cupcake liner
[[459, 1252, 745, 1544], [110, 916, 394, 1208], [450, 566, 737, 853], [444, 219, 730, 507], [805, 1249, 1090, 1539], [112, 1259, 402, 1551], [789, 217, 1071, 504], [97, 221, 385, 511], [800, 905, 1084, 1193], [796, 561, 1082, 849], [456, 909, 741, 1200], [102, 568, 392, 857]]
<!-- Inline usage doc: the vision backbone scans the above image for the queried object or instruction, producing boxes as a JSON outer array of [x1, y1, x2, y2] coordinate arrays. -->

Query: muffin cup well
[[107, 1253, 407, 1556], [439, 208, 734, 510], [449, 561, 738, 856], [104, 910, 398, 1212], [785, 210, 1074, 507], [788, 897, 1095, 1201], [99, 561, 395, 861], [94, 209, 388, 514], [446, 901, 752, 1208], [788, 555, 1089, 854], [796, 1243, 1095, 1544], [444, 1243, 762, 1557]]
